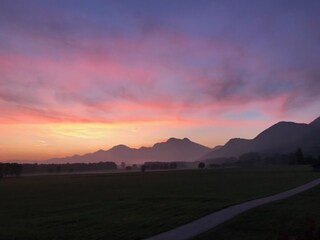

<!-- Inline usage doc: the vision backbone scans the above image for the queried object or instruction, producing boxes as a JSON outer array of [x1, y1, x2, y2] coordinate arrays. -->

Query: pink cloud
[[1, 23, 319, 128]]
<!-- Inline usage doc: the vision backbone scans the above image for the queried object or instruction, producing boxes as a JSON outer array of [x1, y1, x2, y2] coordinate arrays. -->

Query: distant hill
[[200, 116, 320, 162], [46, 138, 211, 164], [211, 145, 223, 151]]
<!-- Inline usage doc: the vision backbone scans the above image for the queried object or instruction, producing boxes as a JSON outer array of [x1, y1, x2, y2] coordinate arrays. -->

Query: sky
[[0, 0, 319, 161]]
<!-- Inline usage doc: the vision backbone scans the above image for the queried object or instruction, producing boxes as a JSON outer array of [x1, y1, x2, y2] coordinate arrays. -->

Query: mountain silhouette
[[200, 116, 320, 161], [310, 116, 320, 127], [46, 137, 211, 164]]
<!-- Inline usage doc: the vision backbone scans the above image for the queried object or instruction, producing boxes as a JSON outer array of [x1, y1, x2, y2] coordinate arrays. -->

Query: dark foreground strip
[[145, 178, 320, 240]]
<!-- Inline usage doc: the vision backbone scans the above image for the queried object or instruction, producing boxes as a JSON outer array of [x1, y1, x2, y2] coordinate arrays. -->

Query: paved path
[[146, 178, 320, 240]]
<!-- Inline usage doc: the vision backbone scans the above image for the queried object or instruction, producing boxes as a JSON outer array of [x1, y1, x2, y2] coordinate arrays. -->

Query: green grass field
[[0, 166, 318, 240], [195, 177, 320, 240]]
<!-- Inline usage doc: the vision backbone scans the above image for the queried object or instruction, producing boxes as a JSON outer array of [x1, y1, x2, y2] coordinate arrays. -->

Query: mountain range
[[200, 116, 320, 162], [46, 137, 211, 164], [43, 116, 320, 164]]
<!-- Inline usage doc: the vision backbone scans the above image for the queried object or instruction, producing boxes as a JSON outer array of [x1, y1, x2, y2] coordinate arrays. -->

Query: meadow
[[0, 166, 318, 240], [195, 175, 320, 240]]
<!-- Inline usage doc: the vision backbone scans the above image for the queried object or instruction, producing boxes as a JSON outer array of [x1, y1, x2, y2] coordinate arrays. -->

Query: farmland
[[0, 166, 318, 240], [195, 177, 320, 240]]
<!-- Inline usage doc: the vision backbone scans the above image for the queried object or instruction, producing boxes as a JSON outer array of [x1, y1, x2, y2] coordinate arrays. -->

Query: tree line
[[206, 148, 320, 168], [22, 162, 117, 174], [0, 162, 118, 178], [236, 148, 320, 166], [143, 162, 178, 170], [0, 163, 23, 178]]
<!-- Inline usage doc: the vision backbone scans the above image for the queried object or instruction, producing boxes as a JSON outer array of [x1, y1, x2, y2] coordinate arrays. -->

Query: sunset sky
[[0, 0, 319, 161]]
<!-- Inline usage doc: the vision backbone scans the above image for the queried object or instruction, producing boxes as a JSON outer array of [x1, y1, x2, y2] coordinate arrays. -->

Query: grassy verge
[[0, 166, 318, 240]]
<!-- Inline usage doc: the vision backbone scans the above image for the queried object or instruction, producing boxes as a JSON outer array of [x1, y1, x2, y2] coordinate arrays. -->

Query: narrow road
[[145, 178, 320, 240]]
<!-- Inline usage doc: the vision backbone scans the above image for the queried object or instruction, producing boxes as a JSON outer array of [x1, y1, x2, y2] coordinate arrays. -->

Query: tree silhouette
[[295, 148, 304, 164], [198, 162, 205, 169], [55, 165, 61, 173]]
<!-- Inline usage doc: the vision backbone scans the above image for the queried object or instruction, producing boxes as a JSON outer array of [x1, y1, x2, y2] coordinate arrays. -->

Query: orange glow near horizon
[[0, 115, 310, 161], [0, 121, 201, 161]]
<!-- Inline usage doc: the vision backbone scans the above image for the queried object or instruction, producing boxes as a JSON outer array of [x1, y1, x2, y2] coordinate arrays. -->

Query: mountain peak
[[166, 137, 191, 143], [272, 121, 296, 127], [225, 138, 248, 144], [110, 144, 130, 151], [310, 116, 320, 127], [167, 137, 179, 142]]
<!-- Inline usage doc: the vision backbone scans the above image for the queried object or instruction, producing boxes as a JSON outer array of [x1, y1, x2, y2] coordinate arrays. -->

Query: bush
[[198, 162, 205, 169]]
